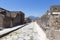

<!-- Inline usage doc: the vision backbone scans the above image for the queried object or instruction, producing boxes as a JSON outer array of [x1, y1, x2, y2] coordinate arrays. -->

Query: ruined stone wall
[[0, 8, 25, 28], [49, 14, 60, 30]]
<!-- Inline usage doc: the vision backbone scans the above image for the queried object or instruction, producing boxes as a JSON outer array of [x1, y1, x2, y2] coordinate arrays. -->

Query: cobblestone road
[[0, 22, 49, 40]]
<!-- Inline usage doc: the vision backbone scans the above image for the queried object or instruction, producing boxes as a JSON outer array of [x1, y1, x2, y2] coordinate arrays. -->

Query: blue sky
[[0, 0, 60, 17]]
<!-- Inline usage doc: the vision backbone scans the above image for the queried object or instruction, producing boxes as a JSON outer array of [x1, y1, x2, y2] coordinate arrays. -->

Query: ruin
[[49, 5, 60, 30], [36, 5, 60, 40], [0, 8, 25, 28]]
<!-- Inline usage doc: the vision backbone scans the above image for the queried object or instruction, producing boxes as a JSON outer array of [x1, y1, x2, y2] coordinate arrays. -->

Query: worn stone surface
[[0, 22, 48, 40]]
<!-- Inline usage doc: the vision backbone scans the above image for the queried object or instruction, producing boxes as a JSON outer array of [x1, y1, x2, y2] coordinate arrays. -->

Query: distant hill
[[28, 16, 39, 20]]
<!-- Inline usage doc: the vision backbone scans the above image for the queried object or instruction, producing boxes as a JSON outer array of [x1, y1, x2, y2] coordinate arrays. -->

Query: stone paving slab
[[0, 22, 49, 40]]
